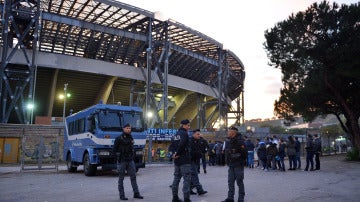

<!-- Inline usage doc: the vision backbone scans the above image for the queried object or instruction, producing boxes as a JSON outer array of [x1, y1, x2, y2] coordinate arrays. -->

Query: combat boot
[[134, 192, 143, 199], [198, 190, 208, 195], [172, 196, 182, 202]]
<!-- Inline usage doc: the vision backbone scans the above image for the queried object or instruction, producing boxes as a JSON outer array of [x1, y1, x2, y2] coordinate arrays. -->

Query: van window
[[123, 111, 144, 132], [98, 110, 122, 131]]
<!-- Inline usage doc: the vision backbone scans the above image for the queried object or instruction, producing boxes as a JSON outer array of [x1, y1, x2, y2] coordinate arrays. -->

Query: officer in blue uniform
[[222, 126, 248, 202], [113, 123, 143, 201], [171, 119, 192, 202]]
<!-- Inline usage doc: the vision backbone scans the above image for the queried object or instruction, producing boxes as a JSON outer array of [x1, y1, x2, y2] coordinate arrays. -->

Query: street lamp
[[146, 110, 154, 163], [147, 111, 153, 118], [61, 83, 69, 123], [172, 116, 176, 129], [26, 102, 34, 124]]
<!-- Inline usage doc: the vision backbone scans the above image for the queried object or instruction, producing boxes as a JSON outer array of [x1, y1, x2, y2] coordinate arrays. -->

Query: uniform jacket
[[173, 127, 191, 166], [112, 132, 134, 162], [224, 134, 248, 167], [199, 137, 209, 154], [190, 137, 203, 163]]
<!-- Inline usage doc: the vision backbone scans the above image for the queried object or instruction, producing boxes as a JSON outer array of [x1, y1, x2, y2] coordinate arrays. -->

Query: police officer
[[189, 129, 208, 195], [222, 126, 248, 202], [171, 119, 192, 202], [113, 123, 143, 201]]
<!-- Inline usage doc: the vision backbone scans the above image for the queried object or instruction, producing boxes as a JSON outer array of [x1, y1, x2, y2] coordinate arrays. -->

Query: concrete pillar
[[95, 76, 117, 104]]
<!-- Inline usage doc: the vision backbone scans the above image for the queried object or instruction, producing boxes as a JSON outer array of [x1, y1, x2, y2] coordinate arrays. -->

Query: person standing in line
[[255, 138, 261, 168], [278, 138, 286, 171], [257, 141, 267, 171], [287, 136, 297, 170], [222, 126, 248, 202], [171, 119, 192, 202], [244, 136, 255, 168], [189, 129, 208, 196], [313, 134, 322, 170], [198, 134, 209, 173], [266, 141, 278, 170], [295, 136, 302, 169], [113, 123, 144, 201], [272, 135, 281, 169], [215, 141, 223, 166], [207, 140, 216, 166], [304, 134, 315, 171]]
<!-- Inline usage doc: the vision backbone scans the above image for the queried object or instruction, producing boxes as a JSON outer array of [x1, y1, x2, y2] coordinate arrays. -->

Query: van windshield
[[123, 111, 144, 132], [98, 110, 122, 131]]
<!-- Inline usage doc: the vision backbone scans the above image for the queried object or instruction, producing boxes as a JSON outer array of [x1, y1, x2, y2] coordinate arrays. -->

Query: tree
[[264, 1, 360, 158]]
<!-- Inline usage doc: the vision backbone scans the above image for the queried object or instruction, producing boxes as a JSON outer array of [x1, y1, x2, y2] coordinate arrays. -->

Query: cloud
[[265, 81, 282, 95]]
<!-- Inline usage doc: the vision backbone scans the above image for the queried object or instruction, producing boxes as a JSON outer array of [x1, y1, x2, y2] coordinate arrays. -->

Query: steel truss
[[1, 0, 41, 123]]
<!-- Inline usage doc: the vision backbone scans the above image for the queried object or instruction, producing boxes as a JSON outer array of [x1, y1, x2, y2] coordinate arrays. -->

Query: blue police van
[[63, 103, 146, 176]]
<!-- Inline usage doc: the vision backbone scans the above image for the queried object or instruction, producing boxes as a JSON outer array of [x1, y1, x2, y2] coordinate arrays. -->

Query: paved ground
[[1, 154, 360, 202]]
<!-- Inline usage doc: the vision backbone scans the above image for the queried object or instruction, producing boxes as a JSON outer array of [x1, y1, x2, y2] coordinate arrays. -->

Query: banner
[[147, 128, 178, 141]]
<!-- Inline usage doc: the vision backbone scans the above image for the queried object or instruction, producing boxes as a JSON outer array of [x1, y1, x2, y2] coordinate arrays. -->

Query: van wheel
[[66, 153, 77, 173], [83, 153, 97, 176]]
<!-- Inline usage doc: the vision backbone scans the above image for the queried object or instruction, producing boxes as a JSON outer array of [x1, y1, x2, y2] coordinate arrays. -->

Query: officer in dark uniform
[[189, 129, 208, 195], [222, 126, 248, 202], [171, 119, 192, 202], [113, 123, 143, 201]]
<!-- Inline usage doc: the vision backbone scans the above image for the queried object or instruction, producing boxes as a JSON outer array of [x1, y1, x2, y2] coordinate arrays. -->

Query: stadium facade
[[0, 0, 245, 130]]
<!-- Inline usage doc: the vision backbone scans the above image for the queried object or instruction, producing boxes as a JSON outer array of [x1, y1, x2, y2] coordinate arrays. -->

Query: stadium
[[0, 0, 245, 130]]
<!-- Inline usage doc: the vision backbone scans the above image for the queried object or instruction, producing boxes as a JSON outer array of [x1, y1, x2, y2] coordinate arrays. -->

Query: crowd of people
[[257, 134, 321, 172], [204, 134, 322, 173], [113, 121, 322, 202]]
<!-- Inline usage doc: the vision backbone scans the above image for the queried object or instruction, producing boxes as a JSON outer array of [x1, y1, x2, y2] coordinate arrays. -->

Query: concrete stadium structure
[[0, 0, 245, 129]]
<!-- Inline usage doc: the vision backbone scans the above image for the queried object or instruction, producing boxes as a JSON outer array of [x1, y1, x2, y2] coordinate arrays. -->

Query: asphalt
[[1, 154, 359, 202]]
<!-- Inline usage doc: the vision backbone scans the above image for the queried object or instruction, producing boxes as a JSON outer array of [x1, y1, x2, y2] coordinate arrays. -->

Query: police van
[[63, 103, 146, 176]]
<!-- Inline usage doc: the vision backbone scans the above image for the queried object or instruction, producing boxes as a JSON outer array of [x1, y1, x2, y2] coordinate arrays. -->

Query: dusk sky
[[119, 0, 358, 120]]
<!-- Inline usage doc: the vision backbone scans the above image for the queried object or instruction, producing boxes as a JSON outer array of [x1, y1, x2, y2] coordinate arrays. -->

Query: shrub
[[346, 147, 360, 161]]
